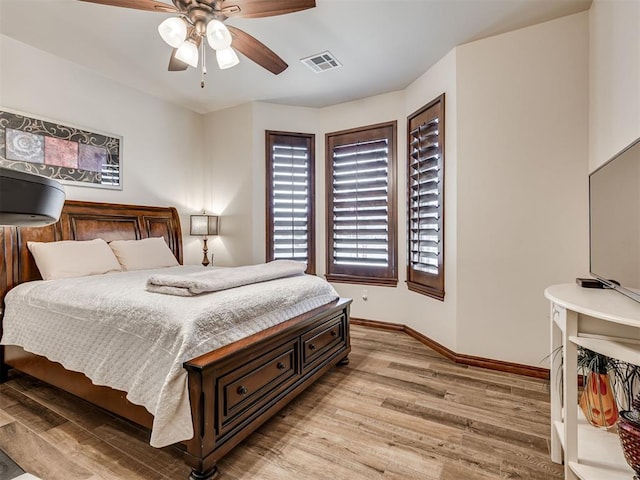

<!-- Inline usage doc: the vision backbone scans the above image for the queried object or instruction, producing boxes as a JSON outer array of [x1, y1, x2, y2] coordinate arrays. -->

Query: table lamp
[[190, 213, 218, 266]]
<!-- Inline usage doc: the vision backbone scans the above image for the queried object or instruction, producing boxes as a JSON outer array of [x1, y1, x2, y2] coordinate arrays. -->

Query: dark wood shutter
[[266, 131, 315, 274], [407, 94, 445, 299], [326, 122, 397, 286]]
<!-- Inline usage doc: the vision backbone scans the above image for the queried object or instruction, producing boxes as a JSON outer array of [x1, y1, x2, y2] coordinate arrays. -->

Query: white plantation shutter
[[407, 94, 445, 299], [272, 144, 309, 260], [332, 139, 389, 266], [266, 132, 315, 274], [326, 122, 397, 286], [409, 119, 440, 273]]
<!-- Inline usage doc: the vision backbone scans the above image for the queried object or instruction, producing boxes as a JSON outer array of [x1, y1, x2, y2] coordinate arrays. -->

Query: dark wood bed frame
[[0, 200, 351, 480]]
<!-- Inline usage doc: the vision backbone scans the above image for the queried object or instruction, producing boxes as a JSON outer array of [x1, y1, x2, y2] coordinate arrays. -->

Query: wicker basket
[[618, 411, 640, 478]]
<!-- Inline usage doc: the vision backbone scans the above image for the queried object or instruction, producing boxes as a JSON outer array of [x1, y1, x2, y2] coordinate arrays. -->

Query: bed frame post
[[184, 370, 219, 480], [0, 345, 8, 383], [337, 356, 350, 366], [1, 228, 11, 384], [188, 467, 219, 480]]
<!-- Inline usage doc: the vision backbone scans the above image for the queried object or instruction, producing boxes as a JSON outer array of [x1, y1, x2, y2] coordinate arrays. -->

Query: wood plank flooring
[[0, 326, 563, 480]]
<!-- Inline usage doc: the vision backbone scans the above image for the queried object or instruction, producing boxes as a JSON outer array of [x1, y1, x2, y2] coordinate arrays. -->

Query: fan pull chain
[[201, 40, 207, 88]]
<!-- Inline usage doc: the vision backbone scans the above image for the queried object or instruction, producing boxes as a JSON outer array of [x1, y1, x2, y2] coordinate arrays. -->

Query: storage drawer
[[219, 340, 298, 433], [302, 313, 346, 370]]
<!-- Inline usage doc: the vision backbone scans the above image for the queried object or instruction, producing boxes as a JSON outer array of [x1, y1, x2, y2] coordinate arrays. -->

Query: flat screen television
[[589, 136, 640, 303]]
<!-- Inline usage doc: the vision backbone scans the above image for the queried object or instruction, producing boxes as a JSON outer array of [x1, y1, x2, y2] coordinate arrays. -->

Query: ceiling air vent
[[301, 51, 342, 73]]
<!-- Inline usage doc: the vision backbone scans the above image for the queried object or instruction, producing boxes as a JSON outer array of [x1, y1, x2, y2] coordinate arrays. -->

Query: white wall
[[455, 12, 589, 365], [0, 35, 206, 264], [589, 0, 640, 171], [403, 49, 458, 350], [202, 103, 254, 266]]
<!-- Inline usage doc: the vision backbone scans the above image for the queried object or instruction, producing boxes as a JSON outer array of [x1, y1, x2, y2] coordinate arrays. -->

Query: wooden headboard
[[0, 200, 183, 306]]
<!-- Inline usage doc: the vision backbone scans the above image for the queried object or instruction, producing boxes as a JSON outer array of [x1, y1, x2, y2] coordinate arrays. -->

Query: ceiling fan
[[77, 0, 316, 86]]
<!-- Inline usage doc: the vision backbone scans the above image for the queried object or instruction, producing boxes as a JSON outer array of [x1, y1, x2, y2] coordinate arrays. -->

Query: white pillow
[[27, 239, 122, 280], [108, 237, 179, 271]]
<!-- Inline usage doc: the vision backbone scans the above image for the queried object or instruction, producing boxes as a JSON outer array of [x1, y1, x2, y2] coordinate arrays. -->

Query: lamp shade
[[216, 47, 239, 69], [190, 214, 218, 236], [158, 17, 187, 48], [206, 20, 232, 50], [176, 39, 199, 68], [0, 168, 66, 227]]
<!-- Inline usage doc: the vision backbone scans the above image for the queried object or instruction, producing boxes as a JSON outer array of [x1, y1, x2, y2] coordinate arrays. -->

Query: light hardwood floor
[[0, 326, 563, 480]]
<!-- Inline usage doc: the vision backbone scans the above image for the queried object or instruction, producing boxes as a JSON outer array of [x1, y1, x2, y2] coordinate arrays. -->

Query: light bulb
[[176, 40, 199, 68], [158, 17, 187, 48], [216, 47, 239, 69], [206, 19, 232, 50]]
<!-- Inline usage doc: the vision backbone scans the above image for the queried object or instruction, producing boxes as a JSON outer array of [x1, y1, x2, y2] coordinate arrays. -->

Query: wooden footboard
[[183, 298, 351, 479]]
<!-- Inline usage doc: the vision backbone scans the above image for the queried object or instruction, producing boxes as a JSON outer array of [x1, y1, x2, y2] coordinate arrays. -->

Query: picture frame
[[0, 108, 123, 190]]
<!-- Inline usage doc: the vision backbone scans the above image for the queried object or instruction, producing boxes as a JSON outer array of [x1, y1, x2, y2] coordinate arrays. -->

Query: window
[[407, 94, 445, 300], [266, 131, 315, 274], [325, 122, 397, 286]]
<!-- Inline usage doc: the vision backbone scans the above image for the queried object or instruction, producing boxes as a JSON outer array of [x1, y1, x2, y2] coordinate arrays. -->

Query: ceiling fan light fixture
[[206, 19, 232, 50], [158, 17, 187, 48], [216, 47, 240, 69], [176, 39, 199, 68]]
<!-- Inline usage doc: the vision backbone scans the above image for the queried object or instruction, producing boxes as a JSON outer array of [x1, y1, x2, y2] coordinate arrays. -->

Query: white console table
[[546, 284, 640, 480]]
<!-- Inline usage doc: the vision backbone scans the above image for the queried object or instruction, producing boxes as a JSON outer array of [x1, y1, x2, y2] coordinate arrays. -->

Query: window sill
[[325, 274, 398, 288], [407, 281, 445, 301]]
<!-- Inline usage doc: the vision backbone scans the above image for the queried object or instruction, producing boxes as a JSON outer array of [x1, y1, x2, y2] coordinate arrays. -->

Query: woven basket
[[618, 411, 640, 477]]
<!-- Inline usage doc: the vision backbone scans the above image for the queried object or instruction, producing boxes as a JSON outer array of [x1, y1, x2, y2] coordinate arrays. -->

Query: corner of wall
[[589, 0, 640, 171]]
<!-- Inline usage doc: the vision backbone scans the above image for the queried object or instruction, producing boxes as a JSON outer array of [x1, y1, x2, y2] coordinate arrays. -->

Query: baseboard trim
[[350, 317, 404, 332], [350, 317, 549, 380]]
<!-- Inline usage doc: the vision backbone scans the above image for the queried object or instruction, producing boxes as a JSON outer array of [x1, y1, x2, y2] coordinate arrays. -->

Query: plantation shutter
[[407, 94, 445, 299], [266, 131, 315, 274], [326, 122, 397, 286]]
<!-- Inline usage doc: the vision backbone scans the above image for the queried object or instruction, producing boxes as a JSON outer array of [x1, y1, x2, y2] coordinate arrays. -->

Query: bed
[[0, 200, 351, 480]]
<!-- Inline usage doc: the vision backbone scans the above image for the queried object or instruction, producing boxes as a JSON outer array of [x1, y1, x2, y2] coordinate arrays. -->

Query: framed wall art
[[0, 108, 122, 190]]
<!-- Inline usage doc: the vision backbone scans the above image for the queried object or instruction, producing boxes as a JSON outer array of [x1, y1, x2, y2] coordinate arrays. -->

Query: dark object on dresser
[[576, 277, 605, 289]]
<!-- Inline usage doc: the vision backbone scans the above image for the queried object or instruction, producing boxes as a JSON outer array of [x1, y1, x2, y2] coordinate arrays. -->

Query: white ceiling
[[1, 0, 591, 114]]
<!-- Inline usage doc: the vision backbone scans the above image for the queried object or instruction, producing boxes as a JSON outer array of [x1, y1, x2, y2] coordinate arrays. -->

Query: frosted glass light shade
[[206, 19, 232, 50], [176, 39, 199, 68], [216, 47, 239, 69], [158, 17, 187, 48]]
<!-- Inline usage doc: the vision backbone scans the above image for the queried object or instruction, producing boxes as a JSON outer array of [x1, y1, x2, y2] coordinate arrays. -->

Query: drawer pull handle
[[330, 330, 337, 337], [309, 344, 316, 351], [237, 386, 248, 395], [277, 362, 286, 370]]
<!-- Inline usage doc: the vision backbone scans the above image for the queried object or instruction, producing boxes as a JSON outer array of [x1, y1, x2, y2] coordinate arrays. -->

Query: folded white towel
[[146, 260, 307, 296]]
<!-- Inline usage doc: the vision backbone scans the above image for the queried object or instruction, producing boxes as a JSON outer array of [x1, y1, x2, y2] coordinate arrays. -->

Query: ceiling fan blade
[[77, 0, 177, 13], [223, 0, 315, 19], [227, 25, 287, 74], [168, 49, 189, 71]]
